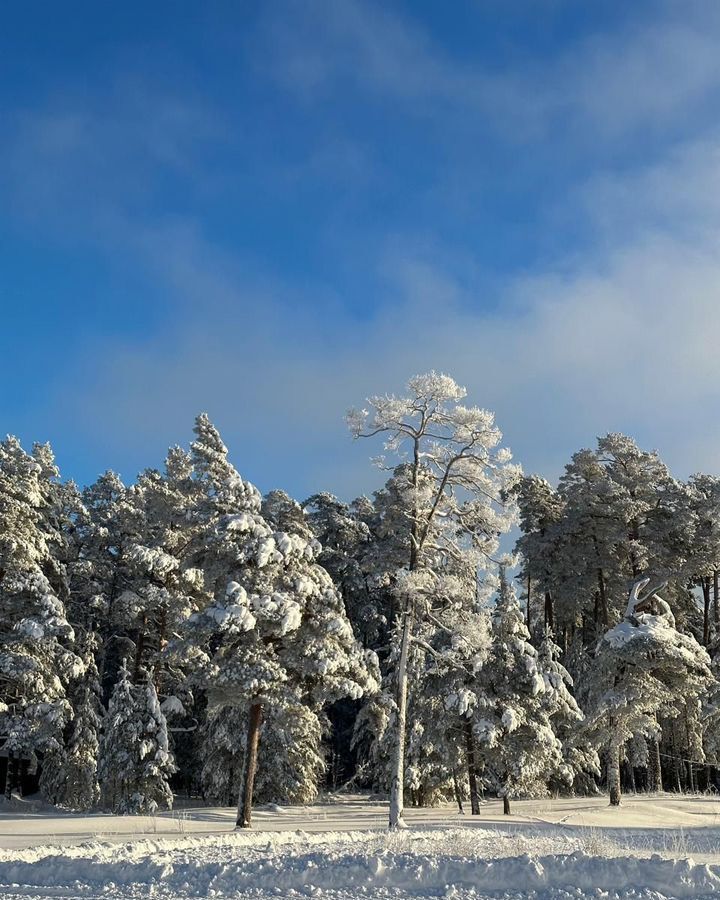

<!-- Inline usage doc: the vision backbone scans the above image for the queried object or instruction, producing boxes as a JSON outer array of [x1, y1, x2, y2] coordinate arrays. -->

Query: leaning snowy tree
[[585, 577, 712, 806], [347, 372, 520, 828]]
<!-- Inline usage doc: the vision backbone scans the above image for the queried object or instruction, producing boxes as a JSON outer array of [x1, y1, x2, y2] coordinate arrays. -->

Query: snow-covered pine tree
[[473, 569, 568, 814], [702, 635, 720, 778], [79, 471, 142, 701], [512, 476, 565, 633], [347, 372, 520, 828], [0, 437, 81, 800], [172, 415, 378, 828], [684, 474, 720, 645], [98, 661, 175, 814], [302, 492, 376, 646], [585, 578, 712, 806], [514, 436, 698, 649]]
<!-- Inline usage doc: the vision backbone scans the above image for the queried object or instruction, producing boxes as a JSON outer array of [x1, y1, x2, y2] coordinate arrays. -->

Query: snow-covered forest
[[2, 371, 719, 827]]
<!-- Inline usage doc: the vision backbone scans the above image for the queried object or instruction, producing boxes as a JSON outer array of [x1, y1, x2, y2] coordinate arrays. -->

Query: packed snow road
[[2, 795, 720, 898]]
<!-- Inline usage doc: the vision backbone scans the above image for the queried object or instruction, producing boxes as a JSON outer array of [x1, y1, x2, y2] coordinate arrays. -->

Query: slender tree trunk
[[4, 751, 15, 801], [702, 578, 711, 646], [684, 710, 696, 794], [670, 728, 683, 792], [526, 573, 531, 630], [389, 598, 413, 830], [452, 771, 464, 814], [236, 702, 263, 829], [629, 518, 641, 579], [158, 605, 168, 651], [544, 591, 554, 631], [597, 568, 608, 628], [464, 718, 480, 815], [503, 793, 511, 815], [608, 737, 622, 806], [650, 738, 663, 792], [387, 433, 423, 832], [714, 570, 719, 627], [134, 613, 147, 680]]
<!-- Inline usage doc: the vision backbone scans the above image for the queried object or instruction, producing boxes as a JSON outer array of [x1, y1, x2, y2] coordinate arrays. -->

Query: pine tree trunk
[[544, 591, 554, 630], [236, 702, 263, 829], [134, 613, 147, 680], [389, 597, 413, 830], [673, 734, 683, 792], [702, 578, 711, 646], [714, 570, 719, 627], [597, 568, 608, 628], [158, 605, 168, 651], [650, 738, 663, 792], [503, 793, 511, 815], [464, 718, 480, 815], [4, 751, 15, 801], [526, 573, 531, 629], [452, 771, 464, 814], [608, 739, 622, 806]]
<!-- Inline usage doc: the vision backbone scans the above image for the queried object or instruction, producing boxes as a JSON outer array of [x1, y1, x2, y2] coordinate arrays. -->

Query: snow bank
[[2, 828, 720, 898]]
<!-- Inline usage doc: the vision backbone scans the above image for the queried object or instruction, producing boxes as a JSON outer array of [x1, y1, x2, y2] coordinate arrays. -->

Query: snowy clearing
[[3, 795, 720, 898]]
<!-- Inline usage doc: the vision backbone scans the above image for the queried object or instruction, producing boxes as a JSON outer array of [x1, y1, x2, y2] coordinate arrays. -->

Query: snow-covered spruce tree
[[97, 661, 175, 814], [473, 569, 568, 814], [584, 578, 712, 806], [39, 633, 103, 810], [536, 627, 600, 794], [0, 437, 82, 799], [199, 704, 244, 805], [172, 415, 378, 828], [347, 372, 519, 828]]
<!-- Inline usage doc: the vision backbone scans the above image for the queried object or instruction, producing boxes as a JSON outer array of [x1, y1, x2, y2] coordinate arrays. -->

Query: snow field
[[4, 797, 720, 898]]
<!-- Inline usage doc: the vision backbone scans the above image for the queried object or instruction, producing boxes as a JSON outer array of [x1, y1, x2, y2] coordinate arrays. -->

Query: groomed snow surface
[[3, 794, 720, 899]]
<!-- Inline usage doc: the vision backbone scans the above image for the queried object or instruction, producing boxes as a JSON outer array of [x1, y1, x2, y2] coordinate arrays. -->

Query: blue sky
[[3, 1, 720, 499]]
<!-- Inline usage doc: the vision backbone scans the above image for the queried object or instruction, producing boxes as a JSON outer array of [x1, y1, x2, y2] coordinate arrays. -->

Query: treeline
[[0, 373, 718, 824]]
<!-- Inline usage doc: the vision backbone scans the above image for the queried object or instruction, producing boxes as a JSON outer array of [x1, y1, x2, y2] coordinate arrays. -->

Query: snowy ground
[[2, 794, 720, 898]]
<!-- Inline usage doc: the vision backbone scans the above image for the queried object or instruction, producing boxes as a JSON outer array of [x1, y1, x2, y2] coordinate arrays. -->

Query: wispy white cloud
[[0, 79, 220, 232], [259, 0, 720, 144]]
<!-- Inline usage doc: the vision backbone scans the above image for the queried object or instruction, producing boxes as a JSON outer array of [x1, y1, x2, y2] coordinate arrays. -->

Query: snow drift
[[2, 828, 720, 898]]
